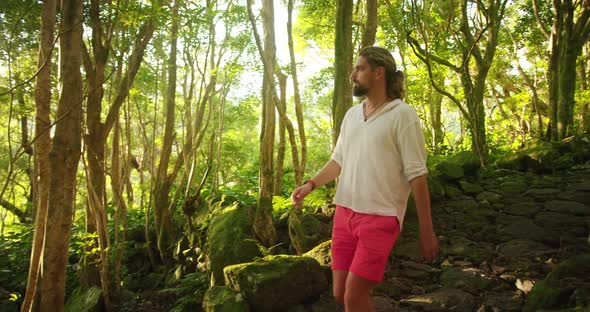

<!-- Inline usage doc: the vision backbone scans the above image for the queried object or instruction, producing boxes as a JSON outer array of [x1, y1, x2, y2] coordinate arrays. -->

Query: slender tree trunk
[[274, 71, 287, 195], [246, 0, 278, 247], [39, 0, 83, 309], [361, 0, 377, 48], [21, 0, 56, 310], [111, 120, 126, 292], [332, 0, 354, 146], [544, 0, 590, 139], [428, 75, 444, 154], [581, 45, 590, 131], [154, 0, 180, 262], [18, 88, 34, 218], [287, 0, 306, 186]]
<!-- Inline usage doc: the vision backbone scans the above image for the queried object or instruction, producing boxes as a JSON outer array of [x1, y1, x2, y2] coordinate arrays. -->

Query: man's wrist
[[305, 179, 316, 191]]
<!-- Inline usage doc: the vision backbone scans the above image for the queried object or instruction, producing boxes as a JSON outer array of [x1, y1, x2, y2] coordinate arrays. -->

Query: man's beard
[[353, 84, 368, 97]]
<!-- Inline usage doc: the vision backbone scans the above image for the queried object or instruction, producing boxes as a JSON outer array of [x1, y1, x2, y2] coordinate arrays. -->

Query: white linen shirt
[[331, 98, 428, 227]]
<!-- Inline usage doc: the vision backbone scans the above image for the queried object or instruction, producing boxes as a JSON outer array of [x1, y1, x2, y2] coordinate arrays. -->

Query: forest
[[1, 0, 589, 311]]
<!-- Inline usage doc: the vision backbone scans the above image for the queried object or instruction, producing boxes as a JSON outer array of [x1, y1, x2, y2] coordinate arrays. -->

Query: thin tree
[[407, 0, 509, 165], [287, 0, 307, 186], [246, 0, 279, 247], [332, 0, 354, 146], [38, 0, 84, 309], [153, 0, 180, 262], [533, 0, 590, 139]]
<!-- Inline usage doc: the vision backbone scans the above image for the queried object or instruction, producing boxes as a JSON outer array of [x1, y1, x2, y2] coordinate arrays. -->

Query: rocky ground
[[130, 165, 590, 312], [363, 165, 590, 311]]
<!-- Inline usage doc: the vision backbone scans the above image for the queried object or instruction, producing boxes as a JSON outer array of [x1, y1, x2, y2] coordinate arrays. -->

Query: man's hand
[[419, 229, 439, 262], [290, 183, 313, 209]]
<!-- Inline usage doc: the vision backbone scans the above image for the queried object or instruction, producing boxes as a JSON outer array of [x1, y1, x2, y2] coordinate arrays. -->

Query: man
[[290, 46, 438, 312]]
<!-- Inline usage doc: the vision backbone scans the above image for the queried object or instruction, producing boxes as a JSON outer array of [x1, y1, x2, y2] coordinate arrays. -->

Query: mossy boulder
[[303, 240, 333, 282], [288, 210, 330, 254], [435, 160, 465, 181], [303, 240, 332, 269], [224, 255, 328, 311], [524, 254, 590, 311], [64, 286, 103, 312], [206, 203, 264, 286], [459, 180, 484, 195], [451, 151, 481, 177], [202, 286, 249, 312]]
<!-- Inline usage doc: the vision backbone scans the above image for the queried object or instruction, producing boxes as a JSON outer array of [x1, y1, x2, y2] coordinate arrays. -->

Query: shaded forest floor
[[127, 166, 590, 311]]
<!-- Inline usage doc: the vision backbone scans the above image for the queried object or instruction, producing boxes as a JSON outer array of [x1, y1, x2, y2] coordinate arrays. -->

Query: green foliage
[[161, 271, 209, 312], [0, 224, 31, 308]]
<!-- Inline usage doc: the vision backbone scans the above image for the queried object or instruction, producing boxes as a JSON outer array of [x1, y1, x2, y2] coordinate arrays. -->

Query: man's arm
[[409, 175, 439, 262], [290, 159, 341, 208]]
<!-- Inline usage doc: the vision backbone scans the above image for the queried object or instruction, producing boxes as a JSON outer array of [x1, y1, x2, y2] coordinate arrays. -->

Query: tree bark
[[274, 70, 287, 195], [540, 0, 590, 139], [332, 0, 354, 146], [80, 0, 155, 294], [246, 0, 278, 247], [39, 0, 83, 309], [153, 0, 180, 262], [21, 1, 56, 310], [287, 0, 306, 186], [361, 0, 377, 48]]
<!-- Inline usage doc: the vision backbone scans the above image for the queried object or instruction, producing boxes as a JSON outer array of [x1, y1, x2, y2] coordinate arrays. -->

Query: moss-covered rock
[[436, 160, 465, 181], [524, 254, 590, 312], [451, 151, 481, 177], [64, 286, 103, 312], [202, 286, 249, 312], [459, 180, 484, 195], [206, 203, 264, 286], [224, 255, 328, 311], [303, 240, 332, 269], [288, 210, 330, 254]]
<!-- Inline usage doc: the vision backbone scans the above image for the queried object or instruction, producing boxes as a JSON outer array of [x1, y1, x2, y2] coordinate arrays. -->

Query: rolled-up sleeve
[[331, 112, 349, 166], [398, 121, 428, 181]]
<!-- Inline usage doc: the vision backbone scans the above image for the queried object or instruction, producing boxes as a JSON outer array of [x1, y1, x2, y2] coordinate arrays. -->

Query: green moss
[[524, 254, 590, 312], [223, 255, 328, 311], [202, 286, 249, 312], [207, 203, 263, 286]]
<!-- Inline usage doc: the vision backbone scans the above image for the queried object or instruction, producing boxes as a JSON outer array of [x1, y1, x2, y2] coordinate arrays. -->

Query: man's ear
[[376, 66, 386, 79]]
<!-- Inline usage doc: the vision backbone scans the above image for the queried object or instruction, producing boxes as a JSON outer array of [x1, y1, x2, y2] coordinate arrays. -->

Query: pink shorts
[[331, 205, 400, 282]]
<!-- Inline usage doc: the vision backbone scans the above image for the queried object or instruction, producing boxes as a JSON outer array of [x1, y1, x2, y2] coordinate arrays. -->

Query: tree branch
[[533, 0, 551, 40], [0, 199, 27, 223], [407, 34, 462, 73]]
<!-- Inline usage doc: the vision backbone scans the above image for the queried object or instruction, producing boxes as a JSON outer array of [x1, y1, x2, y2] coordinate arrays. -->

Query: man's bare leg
[[344, 272, 378, 312], [332, 270, 349, 305]]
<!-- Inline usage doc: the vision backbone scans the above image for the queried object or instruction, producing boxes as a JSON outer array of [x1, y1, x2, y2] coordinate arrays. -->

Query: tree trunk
[[287, 0, 306, 186], [153, 0, 180, 262], [21, 0, 56, 309], [274, 71, 287, 195], [80, 0, 155, 296], [39, 0, 83, 309], [407, 0, 507, 165], [361, 0, 377, 48], [111, 120, 126, 292], [544, 0, 590, 139], [246, 0, 278, 247], [428, 75, 444, 154], [581, 44, 590, 131], [332, 0, 354, 147]]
